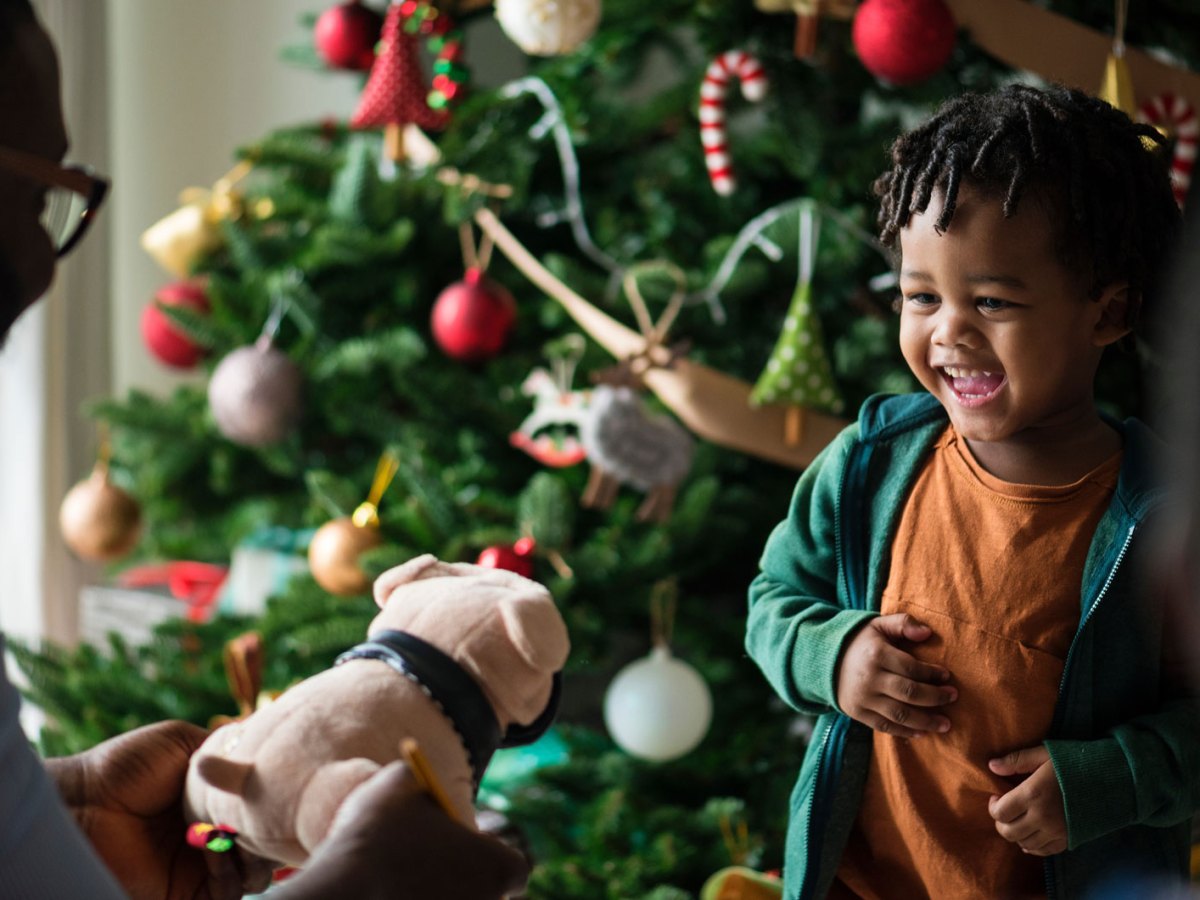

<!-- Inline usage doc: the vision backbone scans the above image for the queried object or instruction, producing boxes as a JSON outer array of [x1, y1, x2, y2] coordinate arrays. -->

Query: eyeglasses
[[0, 145, 109, 258]]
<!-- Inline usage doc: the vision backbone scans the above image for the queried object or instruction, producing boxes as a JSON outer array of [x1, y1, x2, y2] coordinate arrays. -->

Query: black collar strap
[[336, 629, 501, 788]]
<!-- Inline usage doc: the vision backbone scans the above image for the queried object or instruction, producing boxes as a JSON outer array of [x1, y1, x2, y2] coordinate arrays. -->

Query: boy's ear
[[1092, 283, 1133, 347]]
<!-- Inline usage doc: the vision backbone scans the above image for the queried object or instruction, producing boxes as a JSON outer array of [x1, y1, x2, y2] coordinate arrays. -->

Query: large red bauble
[[141, 280, 210, 369], [852, 0, 956, 86], [476, 537, 536, 579], [431, 268, 517, 362], [315, 0, 384, 71]]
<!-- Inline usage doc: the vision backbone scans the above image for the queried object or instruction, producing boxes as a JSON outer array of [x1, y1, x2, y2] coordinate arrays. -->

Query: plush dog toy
[[182, 554, 570, 866]]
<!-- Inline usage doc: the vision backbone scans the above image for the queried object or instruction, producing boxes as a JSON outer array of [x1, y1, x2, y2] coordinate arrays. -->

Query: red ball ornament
[[141, 280, 210, 369], [315, 0, 384, 71], [431, 268, 517, 362], [476, 536, 536, 579], [852, 0, 956, 86]]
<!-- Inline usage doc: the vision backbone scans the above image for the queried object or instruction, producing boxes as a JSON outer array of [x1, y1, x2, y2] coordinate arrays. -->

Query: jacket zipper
[[1042, 524, 1137, 900], [798, 442, 874, 899]]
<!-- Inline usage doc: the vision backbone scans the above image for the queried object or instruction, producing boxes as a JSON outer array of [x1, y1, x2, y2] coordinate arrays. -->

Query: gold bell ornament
[[140, 160, 270, 278], [307, 451, 399, 596]]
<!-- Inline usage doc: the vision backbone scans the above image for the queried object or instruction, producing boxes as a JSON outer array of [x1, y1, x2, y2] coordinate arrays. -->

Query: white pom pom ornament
[[495, 0, 601, 57], [603, 645, 713, 762], [208, 337, 303, 446]]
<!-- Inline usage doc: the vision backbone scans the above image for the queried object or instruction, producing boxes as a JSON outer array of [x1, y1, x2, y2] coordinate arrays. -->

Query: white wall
[[107, 1, 526, 395], [107, 0, 364, 394]]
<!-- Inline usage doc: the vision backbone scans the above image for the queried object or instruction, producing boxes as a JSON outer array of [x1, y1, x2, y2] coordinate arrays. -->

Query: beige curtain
[[0, 0, 111, 648]]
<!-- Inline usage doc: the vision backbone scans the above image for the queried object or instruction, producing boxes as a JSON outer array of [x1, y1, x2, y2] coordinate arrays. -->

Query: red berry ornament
[[315, 0, 384, 71], [431, 268, 517, 362], [852, 0, 956, 86], [141, 280, 210, 369], [476, 537, 536, 579]]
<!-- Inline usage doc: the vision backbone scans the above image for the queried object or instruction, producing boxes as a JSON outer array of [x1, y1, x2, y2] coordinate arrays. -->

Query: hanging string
[[95, 422, 113, 476], [497, 77, 625, 287], [547, 333, 586, 393], [622, 261, 688, 351], [693, 197, 893, 323], [458, 220, 497, 273], [1113, 0, 1130, 57], [719, 812, 751, 866], [491, 78, 893, 325], [258, 291, 289, 345], [649, 579, 678, 649], [353, 449, 401, 528]]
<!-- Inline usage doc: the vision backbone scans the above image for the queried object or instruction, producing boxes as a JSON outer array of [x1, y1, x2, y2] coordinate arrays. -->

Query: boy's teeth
[[943, 366, 993, 378]]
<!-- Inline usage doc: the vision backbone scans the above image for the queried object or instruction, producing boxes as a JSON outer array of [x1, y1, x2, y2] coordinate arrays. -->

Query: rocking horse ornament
[[510, 335, 592, 468], [579, 266, 695, 524]]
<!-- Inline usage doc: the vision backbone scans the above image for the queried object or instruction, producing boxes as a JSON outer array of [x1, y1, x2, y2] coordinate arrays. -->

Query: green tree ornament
[[750, 201, 844, 419]]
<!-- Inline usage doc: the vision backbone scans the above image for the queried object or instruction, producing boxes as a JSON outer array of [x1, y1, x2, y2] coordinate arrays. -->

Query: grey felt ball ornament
[[208, 337, 303, 446]]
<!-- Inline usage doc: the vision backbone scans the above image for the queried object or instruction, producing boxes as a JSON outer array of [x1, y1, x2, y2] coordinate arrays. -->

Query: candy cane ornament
[[699, 50, 769, 196], [1138, 92, 1198, 209]]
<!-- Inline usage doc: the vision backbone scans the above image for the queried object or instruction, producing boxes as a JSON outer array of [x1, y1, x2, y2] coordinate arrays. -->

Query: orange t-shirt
[[830, 427, 1121, 900]]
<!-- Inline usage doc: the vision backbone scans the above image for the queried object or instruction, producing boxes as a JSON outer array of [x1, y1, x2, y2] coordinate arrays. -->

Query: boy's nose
[[931, 310, 980, 348]]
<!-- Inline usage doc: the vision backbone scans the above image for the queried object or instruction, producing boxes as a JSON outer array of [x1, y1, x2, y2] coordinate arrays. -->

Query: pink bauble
[[208, 340, 304, 446], [141, 280, 210, 369], [852, 0, 956, 86], [315, 0, 384, 71], [476, 536, 536, 578], [431, 268, 517, 362]]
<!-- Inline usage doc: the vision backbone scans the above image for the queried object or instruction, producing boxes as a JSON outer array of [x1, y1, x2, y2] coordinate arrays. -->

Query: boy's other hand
[[987, 745, 1067, 856], [835, 613, 956, 739]]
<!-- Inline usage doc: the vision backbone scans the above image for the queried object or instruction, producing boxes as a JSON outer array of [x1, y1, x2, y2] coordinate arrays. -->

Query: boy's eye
[[976, 297, 1011, 311], [904, 292, 939, 306]]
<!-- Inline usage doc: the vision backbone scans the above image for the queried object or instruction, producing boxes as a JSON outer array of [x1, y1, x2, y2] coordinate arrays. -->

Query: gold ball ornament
[[59, 465, 142, 562], [307, 515, 383, 596]]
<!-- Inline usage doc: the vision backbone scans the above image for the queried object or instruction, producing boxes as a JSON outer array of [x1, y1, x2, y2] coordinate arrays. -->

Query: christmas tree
[[14, 1, 1200, 896]]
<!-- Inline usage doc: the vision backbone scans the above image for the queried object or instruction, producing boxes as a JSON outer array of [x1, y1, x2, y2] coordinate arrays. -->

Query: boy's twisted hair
[[874, 83, 1181, 328]]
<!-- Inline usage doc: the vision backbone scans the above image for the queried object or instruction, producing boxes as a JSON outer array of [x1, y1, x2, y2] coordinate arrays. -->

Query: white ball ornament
[[603, 645, 713, 762], [208, 337, 303, 446], [495, 0, 601, 57]]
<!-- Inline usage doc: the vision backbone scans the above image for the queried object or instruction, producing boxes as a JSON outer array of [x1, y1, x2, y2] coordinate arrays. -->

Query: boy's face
[[897, 184, 1126, 448]]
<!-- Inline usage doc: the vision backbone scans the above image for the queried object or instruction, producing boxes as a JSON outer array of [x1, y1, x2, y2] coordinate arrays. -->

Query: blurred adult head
[[0, 0, 70, 339]]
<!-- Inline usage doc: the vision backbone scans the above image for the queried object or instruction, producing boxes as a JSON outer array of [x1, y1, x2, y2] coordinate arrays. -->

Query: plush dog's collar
[[335, 629, 502, 788]]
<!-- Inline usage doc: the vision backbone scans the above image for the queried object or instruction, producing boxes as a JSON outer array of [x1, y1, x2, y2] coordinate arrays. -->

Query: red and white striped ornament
[[1138, 92, 1198, 209], [699, 50, 768, 196]]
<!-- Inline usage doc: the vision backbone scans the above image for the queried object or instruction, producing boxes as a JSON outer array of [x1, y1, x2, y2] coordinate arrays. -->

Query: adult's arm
[[0, 633, 126, 899]]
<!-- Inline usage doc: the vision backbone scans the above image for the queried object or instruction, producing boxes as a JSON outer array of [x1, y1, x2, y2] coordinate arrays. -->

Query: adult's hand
[[273, 761, 530, 900], [45, 720, 274, 900], [835, 613, 957, 739]]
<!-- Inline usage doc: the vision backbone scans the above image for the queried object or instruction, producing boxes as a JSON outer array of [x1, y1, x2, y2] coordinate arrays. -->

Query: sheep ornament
[[580, 357, 695, 523], [182, 554, 569, 867]]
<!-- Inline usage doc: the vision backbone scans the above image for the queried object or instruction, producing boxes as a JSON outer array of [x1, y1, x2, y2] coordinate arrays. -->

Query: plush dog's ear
[[372, 554, 440, 609], [500, 590, 570, 674], [196, 755, 255, 796]]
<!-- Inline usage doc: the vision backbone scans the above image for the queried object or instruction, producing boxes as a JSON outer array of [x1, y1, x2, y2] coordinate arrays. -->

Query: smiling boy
[[746, 84, 1198, 899]]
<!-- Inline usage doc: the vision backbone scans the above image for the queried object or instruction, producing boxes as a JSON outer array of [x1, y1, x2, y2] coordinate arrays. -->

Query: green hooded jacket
[[746, 392, 1200, 899]]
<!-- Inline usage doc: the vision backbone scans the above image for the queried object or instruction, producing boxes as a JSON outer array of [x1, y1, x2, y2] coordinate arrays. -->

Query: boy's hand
[[987, 745, 1068, 856], [835, 613, 956, 739]]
